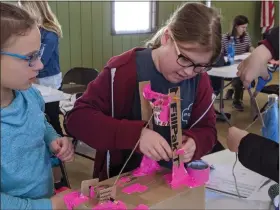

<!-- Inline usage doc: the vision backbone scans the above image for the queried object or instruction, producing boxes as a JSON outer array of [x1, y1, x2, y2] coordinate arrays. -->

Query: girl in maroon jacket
[[66, 2, 222, 181]]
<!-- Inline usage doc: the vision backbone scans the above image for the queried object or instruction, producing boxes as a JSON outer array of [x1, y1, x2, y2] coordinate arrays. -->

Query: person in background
[[227, 127, 278, 183], [19, 0, 63, 136], [227, 27, 279, 183], [66, 2, 221, 181], [19, 0, 65, 189], [1, 2, 73, 209], [222, 15, 254, 111], [237, 26, 279, 88]]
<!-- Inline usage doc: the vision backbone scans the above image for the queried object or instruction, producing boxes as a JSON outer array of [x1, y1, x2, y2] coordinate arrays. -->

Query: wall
[[48, 1, 186, 73], [48, 1, 279, 74], [213, 1, 261, 45]]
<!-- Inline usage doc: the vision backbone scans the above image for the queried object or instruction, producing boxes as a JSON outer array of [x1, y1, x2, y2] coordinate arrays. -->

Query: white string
[[232, 102, 275, 199], [112, 94, 217, 187], [112, 113, 154, 187], [244, 102, 274, 131], [189, 95, 217, 129]]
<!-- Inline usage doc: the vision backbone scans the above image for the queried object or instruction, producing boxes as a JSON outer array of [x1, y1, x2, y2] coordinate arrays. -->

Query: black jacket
[[238, 133, 279, 183]]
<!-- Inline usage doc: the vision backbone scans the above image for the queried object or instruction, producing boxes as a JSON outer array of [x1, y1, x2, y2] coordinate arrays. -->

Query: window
[[205, 0, 211, 7], [112, 1, 157, 35]]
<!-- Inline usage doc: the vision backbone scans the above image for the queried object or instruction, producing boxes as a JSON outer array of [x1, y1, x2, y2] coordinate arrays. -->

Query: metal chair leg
[[59, 160, 71, 188]]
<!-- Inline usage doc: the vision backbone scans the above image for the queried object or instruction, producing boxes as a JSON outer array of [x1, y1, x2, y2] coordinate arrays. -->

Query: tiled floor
[[62, 72, 279, 190]]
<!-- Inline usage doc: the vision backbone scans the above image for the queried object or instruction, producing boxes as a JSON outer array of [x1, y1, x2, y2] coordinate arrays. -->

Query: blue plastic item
[[227, 36, 235, 65], [262, 94, 279, 143], [256, 71, 273, 92]]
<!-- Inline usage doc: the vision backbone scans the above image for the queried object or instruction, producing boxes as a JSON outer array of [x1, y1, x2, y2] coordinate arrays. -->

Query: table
[[32, 84, 71, 103], [203, 150, 275, 210], [207, 53, 250, 121]]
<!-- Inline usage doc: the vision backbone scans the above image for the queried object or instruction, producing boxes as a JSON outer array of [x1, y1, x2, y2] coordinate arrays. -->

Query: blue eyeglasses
[[0, 44, 45, 67]]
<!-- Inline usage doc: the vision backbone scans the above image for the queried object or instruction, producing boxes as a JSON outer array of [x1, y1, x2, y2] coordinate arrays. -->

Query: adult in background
[[222, 15, 254, 111], [19, 0, 64, 137], [19, 0, 65, 189]]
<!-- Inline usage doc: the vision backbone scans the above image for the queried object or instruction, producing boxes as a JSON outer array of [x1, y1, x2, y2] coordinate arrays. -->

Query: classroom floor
[[61, 72, 279, 190]]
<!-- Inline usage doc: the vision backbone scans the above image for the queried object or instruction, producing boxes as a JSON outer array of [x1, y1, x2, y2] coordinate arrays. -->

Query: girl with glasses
[[66, 2, 222, 181], [1, 3, 72, 209], [18, 0, 65, 190], [18, 0, 64, 139]]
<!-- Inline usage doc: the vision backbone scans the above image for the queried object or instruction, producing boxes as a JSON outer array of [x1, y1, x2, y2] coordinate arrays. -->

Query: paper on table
[[206, 163, 268, 198], [203, 150, 269, 199], [32, 84, 52, 96]]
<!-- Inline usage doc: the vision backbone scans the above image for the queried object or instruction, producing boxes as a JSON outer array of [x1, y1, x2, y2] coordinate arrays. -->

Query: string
[[112, 94, 218, 188], [232, 102, 275, 199], [112, 113, 154, 187], [244, 102, 274, 131]]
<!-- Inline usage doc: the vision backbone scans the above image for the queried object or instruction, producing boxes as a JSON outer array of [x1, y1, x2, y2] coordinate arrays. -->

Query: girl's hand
[[139, 128, 172, 161], [179, 136, 196, 163], [51, 137, 74, 162]]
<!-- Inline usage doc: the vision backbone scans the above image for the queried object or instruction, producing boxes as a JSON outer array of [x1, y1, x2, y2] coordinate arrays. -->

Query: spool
[[186, 160, 210, 184]]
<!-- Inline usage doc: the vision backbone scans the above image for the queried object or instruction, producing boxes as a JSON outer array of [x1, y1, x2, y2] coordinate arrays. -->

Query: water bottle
[[262, 94, 279, 143], [227, 36, 235, 65]]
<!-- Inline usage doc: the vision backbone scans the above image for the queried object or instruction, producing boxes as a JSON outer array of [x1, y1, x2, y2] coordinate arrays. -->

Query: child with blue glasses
[[1, 2, 73, 210], [18, 1, 66, 189]]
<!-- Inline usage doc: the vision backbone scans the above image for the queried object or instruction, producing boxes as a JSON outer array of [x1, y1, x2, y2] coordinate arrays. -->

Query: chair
[[61, 67, 99, 94], [60, 67, 99, 161], [45, 114, 71, 188]]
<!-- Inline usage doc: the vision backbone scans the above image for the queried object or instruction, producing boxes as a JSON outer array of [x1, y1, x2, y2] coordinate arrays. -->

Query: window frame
[[111, 1, 158, 36], [205, 0, 211, 7]]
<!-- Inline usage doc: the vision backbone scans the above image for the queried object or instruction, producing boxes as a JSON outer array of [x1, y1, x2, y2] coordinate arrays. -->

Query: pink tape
[[92, 200, 127, 210], [186, 165, 210, 186], [142, 84, 171, 126], [134, 204, 149, 210], [164, 162, 210, 189], [152, 103, 169, 126], [133, 155, 161, 177], [176, 149, 184, 155], [122, 183, 148, 194], [90, 186, 95, 198], [117, 176, 131, 186], [63, 191, 89, 210], [164, 163, 195, 189]]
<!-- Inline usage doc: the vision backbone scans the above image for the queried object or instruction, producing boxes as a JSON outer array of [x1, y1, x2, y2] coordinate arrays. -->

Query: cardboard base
[[58, 168, 205, 210]]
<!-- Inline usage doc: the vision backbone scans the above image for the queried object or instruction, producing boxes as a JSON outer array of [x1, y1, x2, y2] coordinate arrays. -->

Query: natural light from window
[[114, 1, 151, 34]]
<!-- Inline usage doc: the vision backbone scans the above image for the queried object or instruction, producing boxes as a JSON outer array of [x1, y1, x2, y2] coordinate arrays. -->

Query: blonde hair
[[146, 2, 222, 63], [18, 0, 62, 38]]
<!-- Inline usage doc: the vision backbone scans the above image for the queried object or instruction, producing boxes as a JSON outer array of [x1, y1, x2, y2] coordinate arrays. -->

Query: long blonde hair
[[18, 0, 62, 38], [146, 2, 222, 63]]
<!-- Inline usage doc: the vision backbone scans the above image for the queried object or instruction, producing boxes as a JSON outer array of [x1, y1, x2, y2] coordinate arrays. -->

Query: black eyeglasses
[[171, 34, 213, 73], [176, 54, 213, 73]]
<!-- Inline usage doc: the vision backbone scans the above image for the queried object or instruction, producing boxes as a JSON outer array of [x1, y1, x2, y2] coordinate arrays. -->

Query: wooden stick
[[139, 81, 153, 129], [168, 87, 183, 167], [81, 179, 99, 197]]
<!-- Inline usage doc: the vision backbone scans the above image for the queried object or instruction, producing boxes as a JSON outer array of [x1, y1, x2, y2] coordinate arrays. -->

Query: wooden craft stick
[[96, 185, 117, 203], [139, 81, 153, 130], [81, 178, 99, 197], [168, 87, 183, 167]]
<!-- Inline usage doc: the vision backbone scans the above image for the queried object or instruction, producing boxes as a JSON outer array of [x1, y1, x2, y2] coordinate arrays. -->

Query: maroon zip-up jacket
[[65, 48, 217, 181]]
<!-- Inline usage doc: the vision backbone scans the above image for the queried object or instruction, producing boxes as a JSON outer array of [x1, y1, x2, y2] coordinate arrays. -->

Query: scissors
[[248, 72, 273, 127]]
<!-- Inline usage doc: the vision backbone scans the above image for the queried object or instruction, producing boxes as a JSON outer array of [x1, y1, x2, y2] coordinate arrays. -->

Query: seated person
[[1, 3, 73, 209], [221, 15, 254, 111], [66, 3, 221, 180]]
